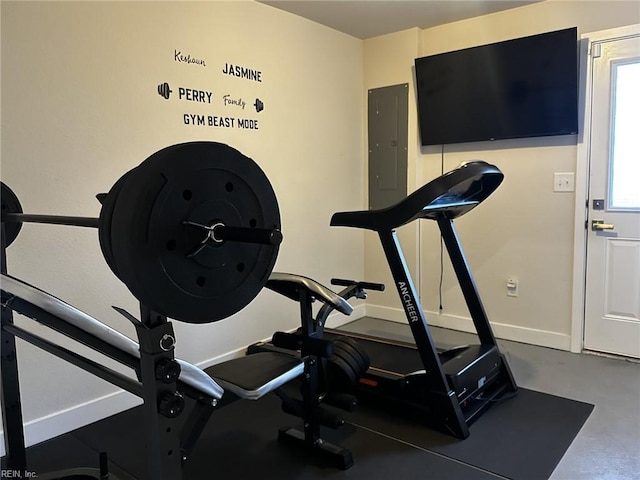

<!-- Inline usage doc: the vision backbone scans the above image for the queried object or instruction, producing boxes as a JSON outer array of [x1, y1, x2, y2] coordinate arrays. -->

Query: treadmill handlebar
[[316, 279, 385, 327], [331, 160, 503, 232], [331, 278, 385, 292]]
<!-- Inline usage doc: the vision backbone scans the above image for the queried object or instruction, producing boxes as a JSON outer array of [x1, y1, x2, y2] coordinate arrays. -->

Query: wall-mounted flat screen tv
[[414, 27, 579, 146]]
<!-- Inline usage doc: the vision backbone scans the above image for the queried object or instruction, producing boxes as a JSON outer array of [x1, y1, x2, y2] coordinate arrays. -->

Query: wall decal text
[[222, 63, 262, 82], [223, 94, 246, 110], [175, 50, 206, 67], [183, 114, 259, 130]]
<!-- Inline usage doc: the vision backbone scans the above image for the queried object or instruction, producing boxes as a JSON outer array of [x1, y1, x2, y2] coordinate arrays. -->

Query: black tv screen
[[414, 27, 579, 146]]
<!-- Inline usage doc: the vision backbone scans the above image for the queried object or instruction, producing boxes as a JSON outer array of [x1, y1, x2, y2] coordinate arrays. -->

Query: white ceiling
[[259, 0, 541, 39]]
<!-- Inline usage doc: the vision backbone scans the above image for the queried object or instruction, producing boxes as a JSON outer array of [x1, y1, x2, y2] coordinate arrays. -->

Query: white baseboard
[[1, 305, 366, 456], [365, 304, 572, 351]]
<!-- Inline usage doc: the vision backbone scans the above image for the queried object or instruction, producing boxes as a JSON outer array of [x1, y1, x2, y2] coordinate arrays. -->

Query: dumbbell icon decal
[[158, 83, 172, 100], [254, 98, 264, 113]]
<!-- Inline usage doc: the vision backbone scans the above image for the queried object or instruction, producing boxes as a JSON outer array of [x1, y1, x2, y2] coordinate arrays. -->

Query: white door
[[583, 30, 640, 358]]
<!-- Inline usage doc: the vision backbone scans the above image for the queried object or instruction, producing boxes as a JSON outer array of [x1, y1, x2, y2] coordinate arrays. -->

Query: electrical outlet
[[506, 277, 519, 297], [554, 172, 575, 192]]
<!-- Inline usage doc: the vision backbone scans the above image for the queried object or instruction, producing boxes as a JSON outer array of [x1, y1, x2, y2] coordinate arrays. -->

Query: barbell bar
[[3, 213, 100, 229], [2, 212, 281, 246]]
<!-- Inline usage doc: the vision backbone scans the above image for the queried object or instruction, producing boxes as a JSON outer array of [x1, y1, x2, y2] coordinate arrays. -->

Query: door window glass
[[609, 60, 640, 210]]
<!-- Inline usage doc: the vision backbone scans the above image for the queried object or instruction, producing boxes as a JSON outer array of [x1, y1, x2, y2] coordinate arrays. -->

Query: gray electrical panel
[[368, 83, 408, 210]]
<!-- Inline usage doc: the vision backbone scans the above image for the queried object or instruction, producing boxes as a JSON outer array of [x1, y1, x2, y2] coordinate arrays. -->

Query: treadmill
[[324, 160, 518, 439]]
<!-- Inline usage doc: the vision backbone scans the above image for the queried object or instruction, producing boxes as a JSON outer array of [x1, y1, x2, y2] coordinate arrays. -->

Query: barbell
[[1, 141, 282, 324]]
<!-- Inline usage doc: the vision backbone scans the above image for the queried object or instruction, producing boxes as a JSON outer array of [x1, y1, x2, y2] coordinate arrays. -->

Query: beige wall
[[362, 1, 640, 350], [0, 0, 364, 449]]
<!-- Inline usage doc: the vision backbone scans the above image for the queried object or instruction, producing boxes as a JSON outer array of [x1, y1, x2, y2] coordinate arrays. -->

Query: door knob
[[592, 220, 615, 231]]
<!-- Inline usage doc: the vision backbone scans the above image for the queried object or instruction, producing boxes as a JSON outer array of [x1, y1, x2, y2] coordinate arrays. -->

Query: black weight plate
[[98, 171, 132, 279], [1, 182, 23, 248], [336, 336, 371, 372], [110, 142, 280, 324], [333, 339, 363, 373], [334, 341, 365, 381], [334, 338, 369, 376], [109, 163, 150, 293], [327, 349, 357, 390]]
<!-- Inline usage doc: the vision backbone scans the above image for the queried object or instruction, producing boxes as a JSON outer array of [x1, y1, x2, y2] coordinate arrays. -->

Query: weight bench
[[0, 271, 354, 476]]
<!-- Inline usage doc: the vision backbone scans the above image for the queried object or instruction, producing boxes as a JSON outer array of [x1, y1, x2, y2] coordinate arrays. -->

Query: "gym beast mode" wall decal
[[157, 53, 265, 131], [183, 114, 259, 130]]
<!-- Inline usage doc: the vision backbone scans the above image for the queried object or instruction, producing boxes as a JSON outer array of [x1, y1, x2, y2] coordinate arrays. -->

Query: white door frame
[[571, 24, 640, 353]]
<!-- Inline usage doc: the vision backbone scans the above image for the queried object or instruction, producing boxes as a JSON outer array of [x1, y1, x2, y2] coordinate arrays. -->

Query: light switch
[[554, 172, 575, 192]]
